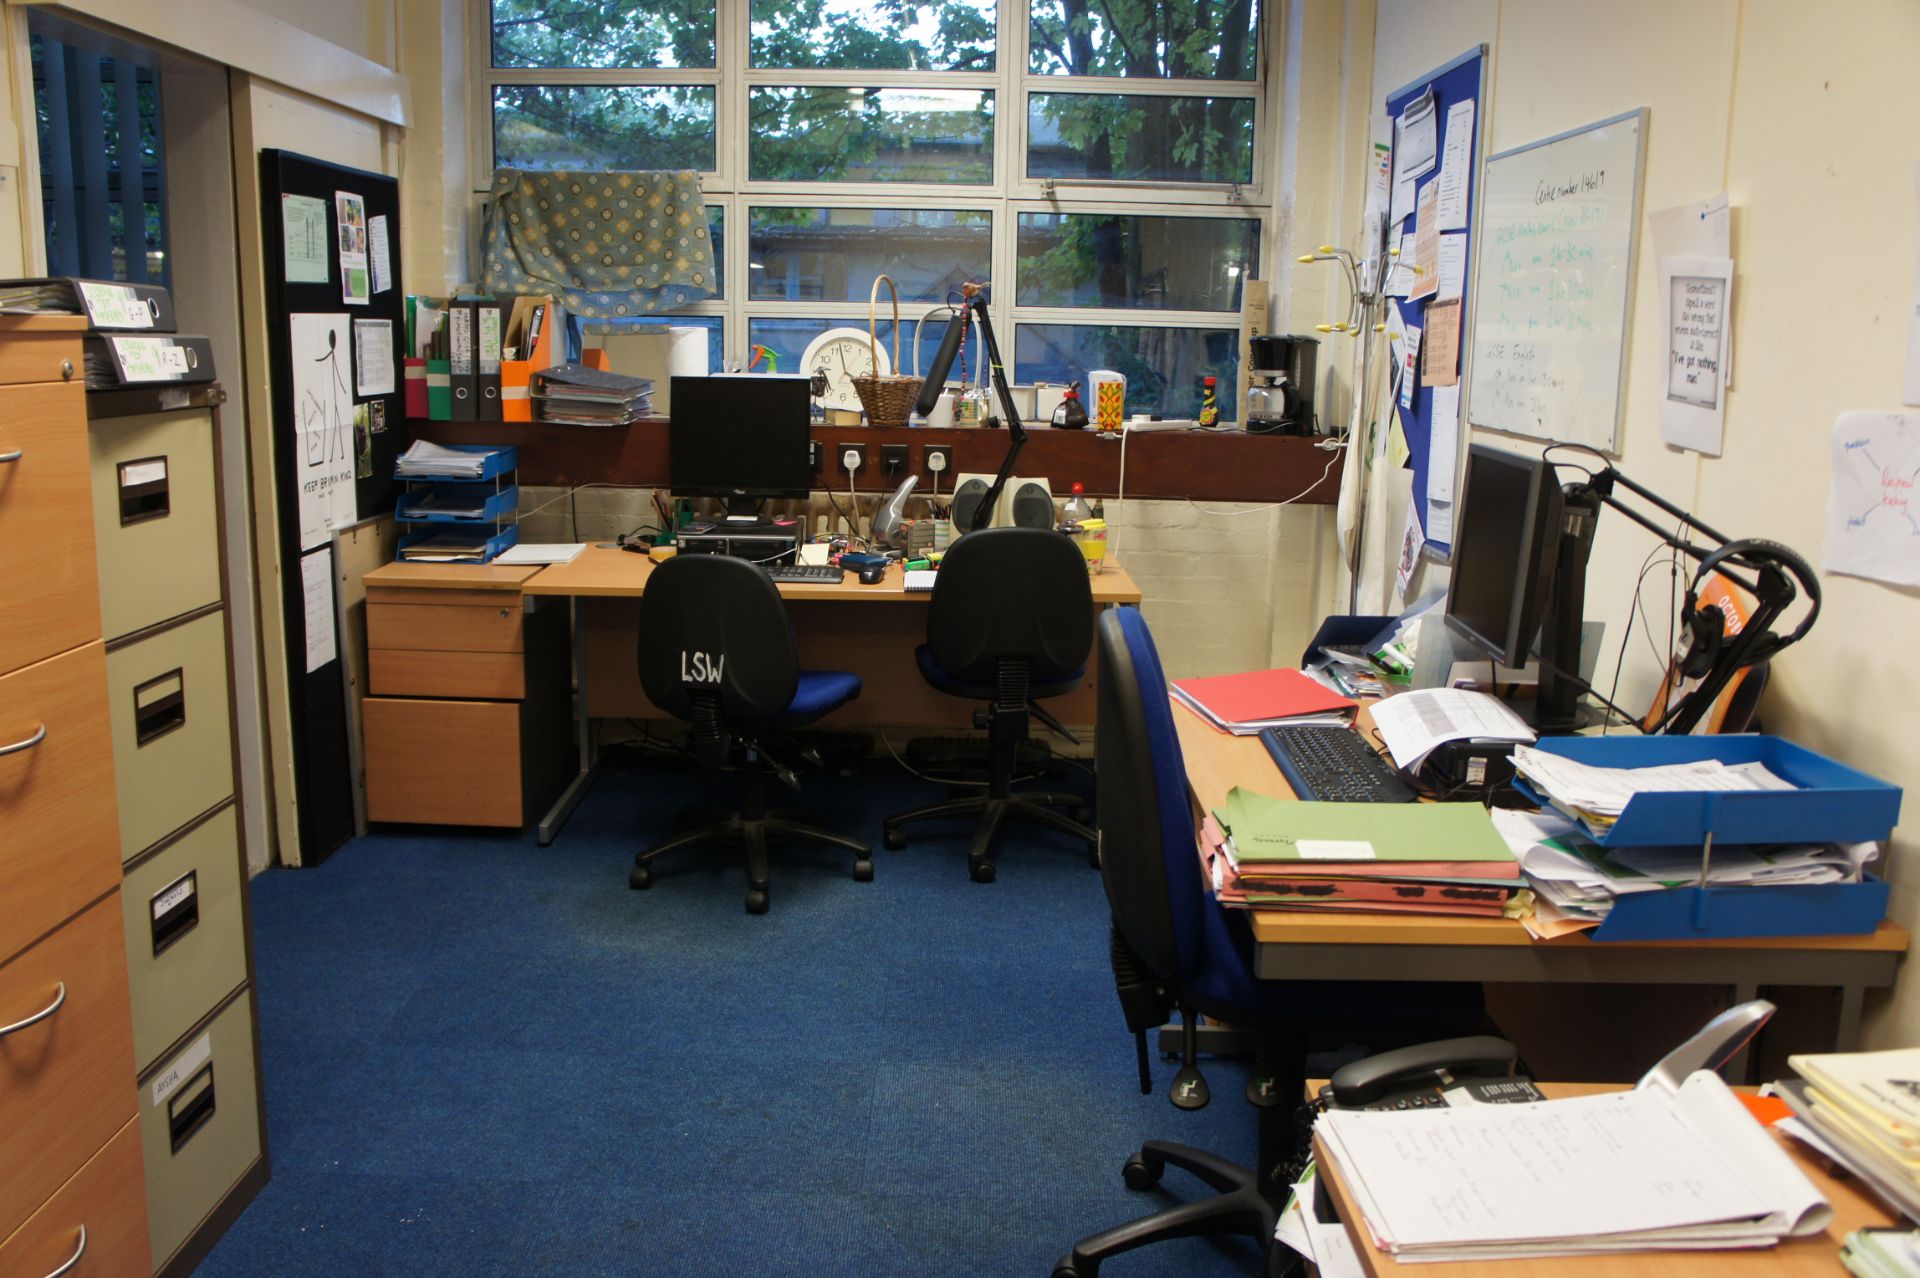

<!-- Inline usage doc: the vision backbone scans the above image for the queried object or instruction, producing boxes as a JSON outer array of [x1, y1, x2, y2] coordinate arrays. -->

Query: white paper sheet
[[1908, 162, 1920, 405], [1436, 99, 1475, 230], [1425, 498, 1453, 547], [300, 546, 338, 672], [1822, 410, 1920, 587], [1370, 688, 1535, 773], [1400, 325, 1422, 410], [289, 312, 358, 550], [1659, 255, 1734, 455], [1396, 503, 1425, 598], [1394, 88, 1438, 184], [280, 194, 329, 285], [368, 214, 392, 295], [353, 318, 395, 397], [1428, 384, 1460, 501], [1437, 232, 1467, 301], [1367, 114, 1393, 222], [335, 190, 369, 305], [1651, 192, 1733, 388]]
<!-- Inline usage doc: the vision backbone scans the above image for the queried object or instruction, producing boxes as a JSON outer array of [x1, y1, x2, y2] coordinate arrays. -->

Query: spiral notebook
[[904, 570, 938, 592]]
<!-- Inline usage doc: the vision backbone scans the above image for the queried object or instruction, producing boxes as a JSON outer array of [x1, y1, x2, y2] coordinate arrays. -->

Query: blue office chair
[[882, 527, 1096, 882], [1053, 608, 1481, 1277], [630, 553, 872, 914]]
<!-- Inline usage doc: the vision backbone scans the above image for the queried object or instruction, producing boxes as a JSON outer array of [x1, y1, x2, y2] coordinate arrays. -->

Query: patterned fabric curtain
[[481, 169, 715, 318]]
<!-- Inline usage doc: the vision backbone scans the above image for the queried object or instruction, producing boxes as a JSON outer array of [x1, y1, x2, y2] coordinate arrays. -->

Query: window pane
[[750, 88, 994, 184], [491, 0, 716, 69], [748, 317, 953, 386], [493, 86, 716, 172], [1028, 93, 1253, 184], [752, 0, 995, 71], [1018, 213, 1255, 310], [1015, 324, 1238, 420], [749, 208, 989, 303], [1029, 0, 1258, 79]]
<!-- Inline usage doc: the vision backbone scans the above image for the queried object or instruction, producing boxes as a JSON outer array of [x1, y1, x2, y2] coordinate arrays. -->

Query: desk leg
[[538, 597, 599, 845]]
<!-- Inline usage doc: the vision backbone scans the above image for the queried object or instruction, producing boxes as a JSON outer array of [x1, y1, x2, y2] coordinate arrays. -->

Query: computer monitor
[[1444, 444, 1565, 670], [669, 374, 812, 520]]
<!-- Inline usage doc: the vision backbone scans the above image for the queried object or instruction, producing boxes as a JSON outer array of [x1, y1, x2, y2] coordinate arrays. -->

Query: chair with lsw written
[[630, 553, 872, 914]]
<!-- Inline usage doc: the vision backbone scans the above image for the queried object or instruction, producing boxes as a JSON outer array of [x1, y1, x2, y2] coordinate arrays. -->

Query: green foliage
[[491, 0, 716, 69], [494, 85, 717, 171], [749, 88, 994, 183], [750, 0, 995, 70]]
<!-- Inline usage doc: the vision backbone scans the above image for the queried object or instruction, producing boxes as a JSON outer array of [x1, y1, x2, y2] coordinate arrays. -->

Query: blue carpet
[[199, 752, 1273, 1276]]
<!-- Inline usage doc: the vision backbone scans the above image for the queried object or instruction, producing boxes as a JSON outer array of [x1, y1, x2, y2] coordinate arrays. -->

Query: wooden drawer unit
[[0, 894, 137, 1243], [370, 645, 525, 699], [0, 642, 121, 967], [105, 609, 234, 861], [88, 406, 221, 643], [365, 696, 546, 827], [0, 1119, 148, 1278], [120, 806, 246, 1074], [0, 379, 102, 677], [138, 991, 261, 1272], [368, 593, 526, 653]]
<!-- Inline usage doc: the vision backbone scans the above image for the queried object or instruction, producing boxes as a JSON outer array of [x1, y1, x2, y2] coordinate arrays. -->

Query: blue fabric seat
[[913, 644, 1084, 702], [774, 670, 862, 725]]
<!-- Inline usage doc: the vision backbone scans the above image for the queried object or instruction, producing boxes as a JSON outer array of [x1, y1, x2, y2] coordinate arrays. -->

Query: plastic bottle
[[1062, 481, 1092, 525], [1052, 383, 1089, 430], [1197, 375, 1220, 428]]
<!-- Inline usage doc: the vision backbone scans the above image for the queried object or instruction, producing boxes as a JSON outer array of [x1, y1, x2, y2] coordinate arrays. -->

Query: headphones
[[1677, 538, 1822, 679]]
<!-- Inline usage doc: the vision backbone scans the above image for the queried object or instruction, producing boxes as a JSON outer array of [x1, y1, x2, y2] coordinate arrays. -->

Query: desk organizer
[[1516, 735, 1903, 942], [394, 443, 518, 563]]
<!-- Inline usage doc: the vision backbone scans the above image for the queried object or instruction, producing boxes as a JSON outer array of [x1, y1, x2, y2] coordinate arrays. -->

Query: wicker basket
[[850, 274, 923, 427]]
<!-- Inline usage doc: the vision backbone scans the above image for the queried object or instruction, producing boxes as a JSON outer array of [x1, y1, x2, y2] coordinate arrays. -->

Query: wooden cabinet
[[363, 563, 572, 829], [0, 316, 151, 1268]]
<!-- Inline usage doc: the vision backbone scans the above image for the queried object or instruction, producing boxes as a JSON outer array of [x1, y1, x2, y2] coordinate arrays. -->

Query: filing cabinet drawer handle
[[0, 981, 65, 1036], [0, 447, 20, 463], [0, 722, 46, 756], [42, 1225, 85, 1278]]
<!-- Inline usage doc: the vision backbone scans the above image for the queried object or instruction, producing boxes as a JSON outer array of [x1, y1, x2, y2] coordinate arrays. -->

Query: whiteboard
[[1465, 109, 1648, 452]]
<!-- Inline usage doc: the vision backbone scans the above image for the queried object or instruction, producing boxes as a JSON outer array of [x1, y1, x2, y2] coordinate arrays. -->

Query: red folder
[[1171, 667, 1354, 728]]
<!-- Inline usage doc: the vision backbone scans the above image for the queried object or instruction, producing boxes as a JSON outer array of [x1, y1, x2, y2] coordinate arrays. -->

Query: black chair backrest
[[927, 527, 1094, 684], [1096, 607, 1207, 987], [636, 553, 799, 724]]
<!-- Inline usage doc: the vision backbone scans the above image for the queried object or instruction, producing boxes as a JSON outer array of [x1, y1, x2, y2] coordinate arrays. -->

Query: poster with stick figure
[[290, 312, 358, 548]]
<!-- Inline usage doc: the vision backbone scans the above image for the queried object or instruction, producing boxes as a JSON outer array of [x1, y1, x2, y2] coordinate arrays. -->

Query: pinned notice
[[1823, 410, 1920, 588], [1423, 299, 1461, 388], [1659, 255, 1733, 455]]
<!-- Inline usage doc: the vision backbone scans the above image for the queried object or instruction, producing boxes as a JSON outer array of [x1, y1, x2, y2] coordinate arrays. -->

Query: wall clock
[[800, 326, 890, 416]]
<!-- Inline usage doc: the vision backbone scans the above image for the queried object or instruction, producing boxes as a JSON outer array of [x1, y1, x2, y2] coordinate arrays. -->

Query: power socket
[[882, 444, 908, 475], [839, 443, 867, 477], [923, 445, 954, 476], [809, 440, 823, 471]]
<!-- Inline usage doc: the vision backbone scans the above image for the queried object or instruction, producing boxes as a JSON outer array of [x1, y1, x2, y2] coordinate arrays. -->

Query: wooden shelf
[[407, 417, 1343, 504]]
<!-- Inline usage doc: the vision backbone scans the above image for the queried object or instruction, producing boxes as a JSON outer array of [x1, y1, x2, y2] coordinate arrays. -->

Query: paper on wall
[[335, 190, 370, 305], [1367, 113, 1393, 222], [290, 312, 358, 550], [300, 546, 338, 672], [1425, 497, 1454, 548], [368, 214, 393, 295], [1424, 300, 1462, 388], [1437, 232, 1467, 301], [1428, 384, 1460, 502], [1395, 88, 1439, 184], [1823, 410, 1920, 587], [1658, 255, 1734, 455], [1651, 193, 1733, 388], [280, 194, 329, 285], [1435, 99, 1475, 231], [1411, 184, 1440, 300], [1907, 163, 1920, 406], [353, 318, 395, 397], [1397, 502, 1425, 598], [1385, 227, 1414, 297], [1400, 324, 1422, 410]]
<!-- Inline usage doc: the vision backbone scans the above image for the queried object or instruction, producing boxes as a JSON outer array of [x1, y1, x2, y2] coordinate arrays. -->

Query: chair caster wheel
[[883, 828, 906, 851], [1122, 1152, 1163, 1191], [1052, 1260, 1089, 1278], [745, 890, 769, 915], [853, 858, 874, 883], [629, 866, 651, 890]]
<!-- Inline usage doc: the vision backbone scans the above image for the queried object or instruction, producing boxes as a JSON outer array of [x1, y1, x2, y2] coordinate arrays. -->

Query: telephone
[[1318, 1035, 1544, 1111]]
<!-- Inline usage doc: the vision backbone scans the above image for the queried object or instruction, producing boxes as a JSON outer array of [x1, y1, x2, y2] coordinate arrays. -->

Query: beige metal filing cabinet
[[86, 379, 268, 1275], [0, 316, 153, 1276]]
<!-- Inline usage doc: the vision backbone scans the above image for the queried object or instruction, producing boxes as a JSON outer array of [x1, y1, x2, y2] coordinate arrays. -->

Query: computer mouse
[[858, 563, 887, 585]]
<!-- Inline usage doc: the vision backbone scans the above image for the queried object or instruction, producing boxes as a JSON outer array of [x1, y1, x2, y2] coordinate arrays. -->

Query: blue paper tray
[[396, 483, 519, 525], [394, 442, 518, 484], [396, 523, 519, 565], [1590, 875, 1889, 942], [1516, 734, 1901, 848]]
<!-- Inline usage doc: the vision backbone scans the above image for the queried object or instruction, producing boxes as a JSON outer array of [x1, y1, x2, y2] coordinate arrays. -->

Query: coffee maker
[[1245, 334, 1319, 435]]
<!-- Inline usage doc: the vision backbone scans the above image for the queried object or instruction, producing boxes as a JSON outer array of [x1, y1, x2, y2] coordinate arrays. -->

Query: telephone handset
[[1319, 1035, 1544, 1111]]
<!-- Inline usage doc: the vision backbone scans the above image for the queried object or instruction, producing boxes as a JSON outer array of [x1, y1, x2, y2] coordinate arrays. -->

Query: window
[[479, 0, 1267, 419]]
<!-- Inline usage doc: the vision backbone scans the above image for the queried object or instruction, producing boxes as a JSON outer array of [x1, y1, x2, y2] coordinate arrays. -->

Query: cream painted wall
[[1371, 0, 1920, 1048]]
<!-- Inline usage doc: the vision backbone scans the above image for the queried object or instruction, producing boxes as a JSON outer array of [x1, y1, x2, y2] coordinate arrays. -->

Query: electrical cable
[[875, 726, 1046, 789], [1183, 447, 1343, 516]]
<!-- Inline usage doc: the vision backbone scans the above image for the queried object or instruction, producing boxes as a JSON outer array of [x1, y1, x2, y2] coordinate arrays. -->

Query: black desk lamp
[[916, 282, 1027, 533]]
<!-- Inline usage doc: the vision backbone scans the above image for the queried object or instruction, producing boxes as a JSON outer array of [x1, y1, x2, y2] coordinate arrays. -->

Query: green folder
[[1214, 788, 1514, 864], [427, 357, 451, 420]]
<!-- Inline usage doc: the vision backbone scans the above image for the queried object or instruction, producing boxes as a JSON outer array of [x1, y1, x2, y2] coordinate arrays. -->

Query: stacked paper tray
[[1515, 735, 1901, 942]]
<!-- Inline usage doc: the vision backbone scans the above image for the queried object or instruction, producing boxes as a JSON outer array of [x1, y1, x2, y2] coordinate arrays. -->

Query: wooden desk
[[1313, 1082, 1896, 1277], [524, 547, 1142, 842], [1172, 701, 1908, 1050]]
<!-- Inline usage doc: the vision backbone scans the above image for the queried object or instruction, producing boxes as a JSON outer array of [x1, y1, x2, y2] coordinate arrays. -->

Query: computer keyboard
[[764, 563, 845, 583], [1260, 724, 1417, 803]]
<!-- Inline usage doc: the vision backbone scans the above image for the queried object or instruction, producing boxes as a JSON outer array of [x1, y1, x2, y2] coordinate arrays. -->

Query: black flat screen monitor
[[1445, 444, 1564, 669], [669, 375, 812, 515]]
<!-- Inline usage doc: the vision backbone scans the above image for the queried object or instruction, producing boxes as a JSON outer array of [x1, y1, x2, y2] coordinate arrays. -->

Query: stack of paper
[[1496, 808, 1877, 939], [1204, 788, 1525, 918], [395, 440, 495, 479], [1512, 744, 1797, 838], [1318, 1071, 1832, 1261], [396, 531, 496, 562], [397, 490, 491, 520], [1368, 687, 1535, 773], [1779, 1048, 1920, 1223], [531, 362, 654, 425], [1169, 667, 1355, 735], [1843, 1228, 1920, 1277]]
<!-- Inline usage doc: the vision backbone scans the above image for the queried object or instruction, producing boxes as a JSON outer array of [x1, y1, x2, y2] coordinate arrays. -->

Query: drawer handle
[[0, 981, 66, 1037], [0, 722, 47, 756], [42, 1226, 85, 1278], [0, 448, 21, 463]]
